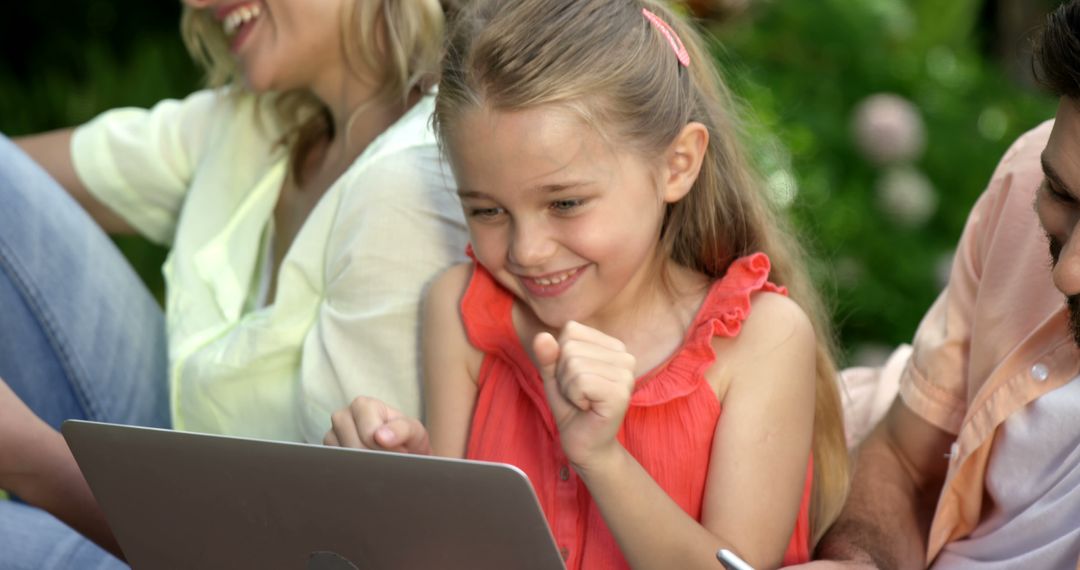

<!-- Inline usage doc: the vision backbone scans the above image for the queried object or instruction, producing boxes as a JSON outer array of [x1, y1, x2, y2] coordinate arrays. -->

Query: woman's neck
[[311, 71, 413, 168], [265, 78, 418, 304]]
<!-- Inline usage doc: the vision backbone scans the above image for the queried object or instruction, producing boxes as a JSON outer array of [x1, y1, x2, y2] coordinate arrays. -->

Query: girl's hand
[[533, 321, 636, 470], [323, 396, 431, 455]]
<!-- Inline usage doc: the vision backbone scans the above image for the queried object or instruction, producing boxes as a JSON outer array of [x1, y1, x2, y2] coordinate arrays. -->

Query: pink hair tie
[[642, 8, 690, 68]]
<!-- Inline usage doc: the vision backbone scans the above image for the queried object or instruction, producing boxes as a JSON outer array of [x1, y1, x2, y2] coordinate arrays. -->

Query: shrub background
[[0, 0, 1060, 365], [707, 0, 1059, 365]]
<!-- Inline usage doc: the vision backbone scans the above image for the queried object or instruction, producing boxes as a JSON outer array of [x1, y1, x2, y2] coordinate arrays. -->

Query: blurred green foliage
[[0, 0, 1060, 364], [711, 0, 1058, 362], [0, 1, 199, 298]]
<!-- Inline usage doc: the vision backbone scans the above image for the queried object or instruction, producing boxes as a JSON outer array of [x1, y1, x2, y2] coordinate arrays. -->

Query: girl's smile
[[449, 104, 682, 333], [515, 265, 589, 298]]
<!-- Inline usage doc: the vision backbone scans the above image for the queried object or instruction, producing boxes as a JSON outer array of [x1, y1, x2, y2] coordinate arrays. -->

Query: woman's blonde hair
[[434, 0, 849, 548], [180, 0, 445, 182]]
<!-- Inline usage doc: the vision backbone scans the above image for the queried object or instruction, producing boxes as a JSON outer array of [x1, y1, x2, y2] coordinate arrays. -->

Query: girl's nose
[[508, 220, 556, 268], [181, 0, 215, 9]]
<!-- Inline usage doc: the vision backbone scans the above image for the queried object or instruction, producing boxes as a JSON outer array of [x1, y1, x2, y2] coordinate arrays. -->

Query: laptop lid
[[62, 420, 566, 570]]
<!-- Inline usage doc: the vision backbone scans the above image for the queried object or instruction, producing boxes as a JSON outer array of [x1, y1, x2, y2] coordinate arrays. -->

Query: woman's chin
[[240, 75, 274, 94], [236, 64, 281, 94]]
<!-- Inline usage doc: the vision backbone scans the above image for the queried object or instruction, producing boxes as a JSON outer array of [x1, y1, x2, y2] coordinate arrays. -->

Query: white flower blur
[[876, 165, 938, 227], [851, 93, 927, 165]]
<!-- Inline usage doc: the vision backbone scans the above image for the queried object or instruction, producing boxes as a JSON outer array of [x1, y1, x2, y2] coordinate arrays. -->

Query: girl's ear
[[661, 121, 709, 204]]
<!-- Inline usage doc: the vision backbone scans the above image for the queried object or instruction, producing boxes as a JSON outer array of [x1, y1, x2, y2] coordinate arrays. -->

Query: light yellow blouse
[[71, 89, 468, 443]]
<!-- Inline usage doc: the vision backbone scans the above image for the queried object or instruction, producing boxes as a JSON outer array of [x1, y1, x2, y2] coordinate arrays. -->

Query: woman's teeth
[[223, 4, 262, 36]]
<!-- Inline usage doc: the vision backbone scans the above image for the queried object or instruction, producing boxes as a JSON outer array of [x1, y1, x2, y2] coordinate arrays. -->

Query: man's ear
[[661, 121, 709, 204]]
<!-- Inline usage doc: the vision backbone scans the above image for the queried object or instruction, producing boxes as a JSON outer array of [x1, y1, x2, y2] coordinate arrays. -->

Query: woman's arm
[[556, 293, 817, 570], [15, 129, 135, 234], [0, 379, 123, 558]]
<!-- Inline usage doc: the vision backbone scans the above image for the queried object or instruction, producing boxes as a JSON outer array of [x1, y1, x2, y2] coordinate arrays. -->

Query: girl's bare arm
[[581, 293, 817, 570], [421, 263, 480, 459]]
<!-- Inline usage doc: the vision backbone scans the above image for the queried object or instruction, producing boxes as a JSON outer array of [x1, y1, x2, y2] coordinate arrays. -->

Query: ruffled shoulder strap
[[459, 247, 553, 424], [694, 252, 787, 334], [631, 252, 787, 406]]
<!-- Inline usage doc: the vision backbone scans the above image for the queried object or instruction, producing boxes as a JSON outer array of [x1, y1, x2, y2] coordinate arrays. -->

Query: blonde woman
[[327, 0, 850, 568], [0, 0, 466, 565]]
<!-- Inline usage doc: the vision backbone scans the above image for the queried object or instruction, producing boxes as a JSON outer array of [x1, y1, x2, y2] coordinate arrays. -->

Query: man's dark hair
[[1034, 0, 1080, 98]]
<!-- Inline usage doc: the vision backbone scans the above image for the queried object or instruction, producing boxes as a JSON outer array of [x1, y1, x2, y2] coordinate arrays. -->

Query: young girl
[[326, 0, 849, 567]]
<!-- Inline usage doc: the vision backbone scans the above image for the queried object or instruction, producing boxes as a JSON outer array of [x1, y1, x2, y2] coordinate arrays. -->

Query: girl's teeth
[[534, 270, 574, 286]]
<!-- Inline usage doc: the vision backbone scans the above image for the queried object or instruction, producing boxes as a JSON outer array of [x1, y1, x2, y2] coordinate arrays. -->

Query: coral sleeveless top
[[461, 253, 813, 568]]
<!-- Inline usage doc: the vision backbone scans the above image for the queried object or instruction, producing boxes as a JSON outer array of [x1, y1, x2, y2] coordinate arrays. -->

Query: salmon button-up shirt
[[896, 120, 1080, 563]]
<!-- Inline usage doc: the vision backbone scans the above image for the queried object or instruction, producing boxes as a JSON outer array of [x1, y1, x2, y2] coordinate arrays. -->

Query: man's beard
[[1048, 234, 1080, 347]]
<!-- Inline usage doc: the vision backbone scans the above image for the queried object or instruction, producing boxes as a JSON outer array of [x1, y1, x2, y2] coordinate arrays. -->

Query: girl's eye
[[468, 207, 504, 220], [550, 199, 584, 213]]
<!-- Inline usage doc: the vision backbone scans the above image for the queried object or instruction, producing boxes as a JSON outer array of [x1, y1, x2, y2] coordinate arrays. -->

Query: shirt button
[[1030, 363, 1049, 382], [559, 546, 570, 560], [559, 465, 570, 481]]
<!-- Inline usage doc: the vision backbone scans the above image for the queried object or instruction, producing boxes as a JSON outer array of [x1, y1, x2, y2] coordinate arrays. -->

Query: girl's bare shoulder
[[423, 262, 484, 378], [707, 291, 817, 398], [426, 262, 474, 305]]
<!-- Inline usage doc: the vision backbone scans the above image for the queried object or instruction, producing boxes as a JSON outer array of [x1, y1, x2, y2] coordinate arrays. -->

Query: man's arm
[[14, 129, 135, 234], [813, 398, 954, 570]]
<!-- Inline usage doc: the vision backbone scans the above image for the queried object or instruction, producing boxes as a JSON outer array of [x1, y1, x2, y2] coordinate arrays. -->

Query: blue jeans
[[0, 134, 169, 569]]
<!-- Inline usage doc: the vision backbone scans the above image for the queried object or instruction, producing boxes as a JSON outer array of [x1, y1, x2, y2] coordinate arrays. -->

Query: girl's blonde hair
[[180, 0, 445, 182], [434, 0, 849, 547]]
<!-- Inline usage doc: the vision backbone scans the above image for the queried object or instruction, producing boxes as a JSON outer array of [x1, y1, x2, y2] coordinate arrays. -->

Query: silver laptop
[[62, 420, 566, 570]]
